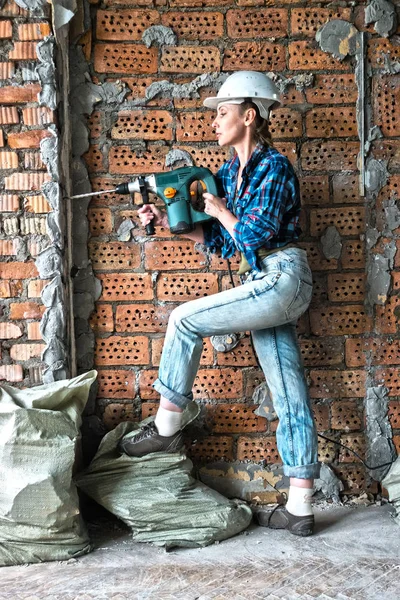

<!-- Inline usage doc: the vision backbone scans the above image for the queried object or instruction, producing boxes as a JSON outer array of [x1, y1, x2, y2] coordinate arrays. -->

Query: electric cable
[[317, 432, 396, 472]]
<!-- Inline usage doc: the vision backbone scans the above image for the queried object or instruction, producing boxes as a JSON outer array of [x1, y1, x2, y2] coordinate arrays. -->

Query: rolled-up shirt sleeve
[[232, 162, 290, 255]]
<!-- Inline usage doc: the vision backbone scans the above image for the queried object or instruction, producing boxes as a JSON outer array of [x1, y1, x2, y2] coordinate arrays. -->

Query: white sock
[[286, 485, 314, 517], [154, 406, 183, 437]]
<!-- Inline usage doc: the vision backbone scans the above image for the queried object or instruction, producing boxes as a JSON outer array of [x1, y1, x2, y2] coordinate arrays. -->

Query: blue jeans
[[154, 247, 320, 479]]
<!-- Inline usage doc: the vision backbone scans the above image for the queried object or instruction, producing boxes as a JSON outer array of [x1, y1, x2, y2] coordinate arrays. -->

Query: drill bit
[[69, 189, 118, 200]]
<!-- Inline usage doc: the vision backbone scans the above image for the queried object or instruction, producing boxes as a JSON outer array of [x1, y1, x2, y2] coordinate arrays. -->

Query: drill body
[[115, 166, 218, 234]]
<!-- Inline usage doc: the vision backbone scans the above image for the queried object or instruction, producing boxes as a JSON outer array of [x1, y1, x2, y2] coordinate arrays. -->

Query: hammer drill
[[70, 166, 219, 235]]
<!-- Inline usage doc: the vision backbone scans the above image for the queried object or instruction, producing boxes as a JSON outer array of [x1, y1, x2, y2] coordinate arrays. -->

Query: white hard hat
[[203, 71, 281, 119]]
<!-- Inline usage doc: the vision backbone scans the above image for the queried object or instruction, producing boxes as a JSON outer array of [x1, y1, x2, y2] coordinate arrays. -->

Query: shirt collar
[[229, 143, 270, 181]]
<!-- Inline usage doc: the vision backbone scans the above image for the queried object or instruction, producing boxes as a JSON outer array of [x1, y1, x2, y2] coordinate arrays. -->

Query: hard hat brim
[[203, 96, 280, 120]]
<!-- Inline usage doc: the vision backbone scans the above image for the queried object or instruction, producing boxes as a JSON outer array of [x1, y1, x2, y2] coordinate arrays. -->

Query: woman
[[120, 71, 320, 537]]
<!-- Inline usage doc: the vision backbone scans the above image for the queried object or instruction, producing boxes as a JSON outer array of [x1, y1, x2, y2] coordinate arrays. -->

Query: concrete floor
[[1, 504, 399, 600]]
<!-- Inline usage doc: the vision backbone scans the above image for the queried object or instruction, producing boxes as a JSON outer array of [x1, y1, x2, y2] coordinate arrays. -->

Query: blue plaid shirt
[[204, 144, 301, 272]]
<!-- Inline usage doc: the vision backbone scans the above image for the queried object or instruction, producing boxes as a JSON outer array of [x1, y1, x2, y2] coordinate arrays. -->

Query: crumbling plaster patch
[[365, 0, 397, 37]]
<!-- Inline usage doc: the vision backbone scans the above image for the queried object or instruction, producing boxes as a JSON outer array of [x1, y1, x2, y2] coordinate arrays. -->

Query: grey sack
[[0, 370, 97, 566], [76, 402, 252, 548]]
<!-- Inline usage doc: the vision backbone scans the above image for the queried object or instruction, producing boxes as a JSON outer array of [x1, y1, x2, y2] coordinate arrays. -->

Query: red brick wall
[[1, 0, 400, 495], [0, 0, 53, 385]]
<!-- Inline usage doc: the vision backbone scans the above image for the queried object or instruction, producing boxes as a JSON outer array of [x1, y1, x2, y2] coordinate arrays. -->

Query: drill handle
[[138, 176, 155, 235]]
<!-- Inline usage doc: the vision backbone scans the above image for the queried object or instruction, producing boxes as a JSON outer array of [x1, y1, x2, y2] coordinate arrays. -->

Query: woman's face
[[212, 103, 248, 147]]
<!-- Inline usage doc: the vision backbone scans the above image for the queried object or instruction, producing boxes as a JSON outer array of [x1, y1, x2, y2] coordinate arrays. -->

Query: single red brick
[[331, 400, 362, 431], [109, 144, 168, 174], [22, 106, 54, 126], [97, 369, 136, 398], [0, 261, 38, 279], [299, 338, 344, 367], [305, 74, 358, 104], [97, 273, 154, 301], [188, 435, 234, 462], [161, 46, 220, 73], [333, 465, 373, 494], [0, 281, 11, 297], [388, 401, 400, 429], [310, 306, 372, 336], [375, 367, 400, 397], [312, 402, 330, 430], [301, 141, 359, 171], [9, 302, 45, 319], [10, 343, 45, 360], [291, 7, 351, 37], [175, 144, 230, 172], [170, 0, 230, 5], [368, 37, 400, 69], [339, 434, 365, 463], [0, 84, 41, 104], [87, 208, 113, 236], [327, 273, 366, 303], [237, 435, 280, 463], [226, 8, 288, 38], [96, 9, 160, 41], [298, 242, 338, 271], [89, 241, 141, 271], [376, 295, 400, 335], [145, 240, 206, 270], [341, 240, 365, 270], [141, 402, 158, 419], [89, 303, 114, 333], [0, 106, 19, 125], [193, 368, 243, 399], [161, 11, 223, 39], [332, 172, 361, 204], [103, 403, 138, 429], [318, 436, 337, 463], [18, 22, 51, 40], [7, 129, 51, 149], [4, 172, 50, 191], [300, 176, 329, 205], [309, 369, 366, 399], [274, 142, 298, 166], [94, 43, 158, 73], [216, 337, 258, 367], [9, 41, 38, 60], [306, 106, 357, 138], [157, 273, 218, 301], [207, 403, 266, 433], [0, 364, 23, 382], [0, 151, 18, 169], [95, 335, 149, 366], [289, 40, 350, 70], [0, 19, 12, 38], [115, 303, 174, 333], [270, 108, 302, 140], [112, 110, 174, 141], [0, 62, 14, 79], [27, 322, 41, 340], [176, 111, 215, 142], [83, 144, 105, 173], [0, 322, 23, 338], [223, 42, 285, 71], [138, 368, 158, 399]]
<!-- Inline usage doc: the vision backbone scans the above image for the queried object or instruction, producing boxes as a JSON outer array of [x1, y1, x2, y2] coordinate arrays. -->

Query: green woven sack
[[0, 371, 96, 566], [76, 402, 252, 548]]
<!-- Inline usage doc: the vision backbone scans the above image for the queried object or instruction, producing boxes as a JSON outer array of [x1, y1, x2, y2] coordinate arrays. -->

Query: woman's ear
[[244, 107, 257, 126]]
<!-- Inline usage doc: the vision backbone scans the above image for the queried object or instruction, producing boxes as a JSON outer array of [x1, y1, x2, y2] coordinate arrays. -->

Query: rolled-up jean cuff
[[283, 462, 321, 480], [153, 378, 193, 409]]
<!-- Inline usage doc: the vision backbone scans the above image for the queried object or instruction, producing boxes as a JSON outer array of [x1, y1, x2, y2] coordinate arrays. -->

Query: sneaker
[[254, 505, 314, 537], [118, 422, 184, 458]]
